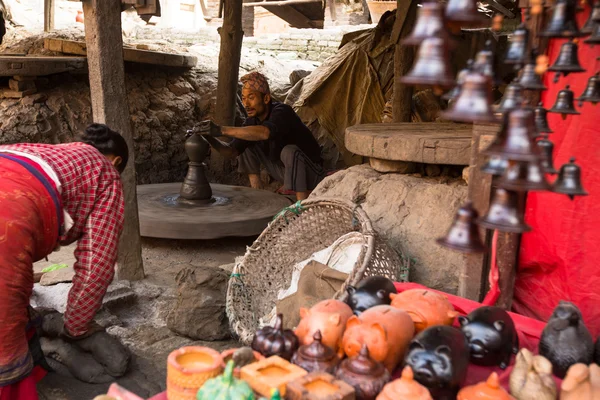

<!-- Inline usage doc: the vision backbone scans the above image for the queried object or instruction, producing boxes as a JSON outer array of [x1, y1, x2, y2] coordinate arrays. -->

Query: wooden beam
[[261, 3, 321, 28], [392, 0, 417, 122], [82, 0, 145, 281], [44, 0, 55, 32]]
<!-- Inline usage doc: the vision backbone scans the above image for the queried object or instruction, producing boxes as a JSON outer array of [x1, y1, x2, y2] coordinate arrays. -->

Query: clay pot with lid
[[457, 372, 513, 400], [390, 289, 459, 333], [376, 366, 433, 400], [291, 330, 340, 374], [335, 345, 391, 400]]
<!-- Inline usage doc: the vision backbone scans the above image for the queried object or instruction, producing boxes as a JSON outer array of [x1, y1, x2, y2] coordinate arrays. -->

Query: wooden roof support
[[44, 0, 55, 32], [82, 0, 145, 281], [392, 0, 418, 122]]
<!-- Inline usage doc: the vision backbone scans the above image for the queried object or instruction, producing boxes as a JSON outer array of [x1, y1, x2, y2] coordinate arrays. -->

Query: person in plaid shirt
[[0, 124, 127, 397]]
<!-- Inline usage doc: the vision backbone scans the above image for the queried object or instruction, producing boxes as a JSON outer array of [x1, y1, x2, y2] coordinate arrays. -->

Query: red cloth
[[0, 143, 125, 337], [514, 6, 600, 338], [0, 367, 45, 400]]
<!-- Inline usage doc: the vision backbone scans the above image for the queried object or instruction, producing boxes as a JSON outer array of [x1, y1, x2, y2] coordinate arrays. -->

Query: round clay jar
[[335, 345, 391, 400], [291, 330, 340, 374], [167, 346, 223, 400]]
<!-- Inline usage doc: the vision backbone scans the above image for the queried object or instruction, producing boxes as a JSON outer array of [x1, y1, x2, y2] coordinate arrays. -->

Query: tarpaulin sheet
[[514, 5, 600, 337]]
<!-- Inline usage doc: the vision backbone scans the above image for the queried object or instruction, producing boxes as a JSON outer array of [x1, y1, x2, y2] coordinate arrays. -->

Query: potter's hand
[[195, 120, 222, 137]]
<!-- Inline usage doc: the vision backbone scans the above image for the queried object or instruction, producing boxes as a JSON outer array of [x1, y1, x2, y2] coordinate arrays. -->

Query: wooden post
[[327, 0, 337, 22], [242, 0, 255, 37], [44, 0, 55, 32], [82, 0, 145, 281], [392, 0, 417, 122]]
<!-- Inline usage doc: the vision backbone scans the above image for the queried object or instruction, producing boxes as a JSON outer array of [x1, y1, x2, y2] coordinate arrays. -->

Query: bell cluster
[[401, 0, 600, 252]]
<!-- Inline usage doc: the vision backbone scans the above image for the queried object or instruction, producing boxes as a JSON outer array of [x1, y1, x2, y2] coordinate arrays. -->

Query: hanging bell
[[497, 159, 551, 191], [576, 72, 600, 106], [444, 0, 487, 29], [504, 23, 529, 66], [534, 102, 553, 133], [517, 60, 548, 91], [548, 39, 586, 82], [581, 1, 600, 34], [496, 82, 525, 113], [441, 71, 497, 123], [442, 60, 473, 101], [481, 156, 509, 176], [478, 188, 531, 233], [536, 135, 558, 174], [437, 201, 487, 253], [473, 40, 499, 85], [400, 36, 455, 89], [403, 1, 446, 45], [584, 22, 600, 45], [549, 85, 581, 118], [484, 108, 540, 162], [539, 0, 584, 38], [553, 157, 588, 199]]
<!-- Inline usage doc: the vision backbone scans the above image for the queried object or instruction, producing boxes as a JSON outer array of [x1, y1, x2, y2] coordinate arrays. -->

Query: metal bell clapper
[[553, 157, 589, 199], [478, 188, 532, 233], [581, 1, 600, 34], [403, 1, 446, 45], [576, 72, 600, 106], [484, 108, 541, 162], [401, 36, 455, 90], [496, 82, 525, 113], [441, 71, 497, 123], [548, 39, 586, 82], [442, 60, 473, 102], [482, 156, 509, 176], [537, 135, 558, 174], [437, 201, 487, 253], [444, 0, 487, 31], [473, 40, 499, 84], [517, 52, 548, 91], [534, 102, 553, 133], [504, 23, 529, 67], [584, 23, 600, 45], [549, 85, 581, 118], [497, 159, 551, 191], [539, 0, 584, 38]]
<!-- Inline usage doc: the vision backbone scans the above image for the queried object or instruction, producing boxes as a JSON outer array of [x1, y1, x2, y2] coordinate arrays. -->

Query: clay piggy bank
[[342, 305, 414, 372], [345, 276, 397, 316], [403, 325, 470, 400], [539, 301, 594, 379], [390, 289, 459, 333], [559, 363, 600, 400], [458, 306, 519, 369], [509, 348, 557, 400], [294, 299, 353, 358]]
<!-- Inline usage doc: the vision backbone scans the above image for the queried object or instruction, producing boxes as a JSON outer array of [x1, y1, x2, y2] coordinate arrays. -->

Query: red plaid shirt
[[0, 142, 124, 336]]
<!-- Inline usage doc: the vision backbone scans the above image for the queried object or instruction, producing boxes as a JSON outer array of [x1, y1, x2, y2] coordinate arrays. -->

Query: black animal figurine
[[345, 276, 397, 316], [458, 306, 519, 369], [403, 325, 470, 400], [539, 301, 594, 379]]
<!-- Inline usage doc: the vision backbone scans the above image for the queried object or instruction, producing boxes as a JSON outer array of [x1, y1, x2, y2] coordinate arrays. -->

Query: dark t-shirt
[[231, 102, 322, 165]]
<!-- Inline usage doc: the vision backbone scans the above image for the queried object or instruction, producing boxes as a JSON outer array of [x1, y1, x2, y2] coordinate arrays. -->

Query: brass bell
[[478, 188, 531, 233], [497, 159, 551, 191], [437, 201, 487, 253], [403, 1, 446, 46], [444, 0, 487, 29], [549, 85, 581, 118], [441, 71, 497, 123], [534, 102, 553, 133], [539, 0, 584, 38], [553, 157, 588, 199], [581, 1, 600, 34], [537, 135, 558, 174], [442, 60, 473, 101], [548, 40, 586, 82], [481, 156, 509, 176], [517, 60, 548, 91], [497, 82, 524, 113], [576, 72, 600, 106], [401, 36, 455, 89], [584, 22, 600, 45], [484, 108, 540, 162], [504, 23, 529, 66], [473, 40, 499, 84]]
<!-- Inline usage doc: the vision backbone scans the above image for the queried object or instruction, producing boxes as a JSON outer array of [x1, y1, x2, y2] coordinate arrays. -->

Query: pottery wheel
[[137, 183, 292, 239]]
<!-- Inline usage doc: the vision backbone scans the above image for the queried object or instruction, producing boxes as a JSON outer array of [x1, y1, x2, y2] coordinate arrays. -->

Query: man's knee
[[280, 145, 301, 167]]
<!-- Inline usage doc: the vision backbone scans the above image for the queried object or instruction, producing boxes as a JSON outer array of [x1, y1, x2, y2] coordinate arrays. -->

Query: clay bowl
[[167, 346, 223, 400], [221, 348, 265, 378]]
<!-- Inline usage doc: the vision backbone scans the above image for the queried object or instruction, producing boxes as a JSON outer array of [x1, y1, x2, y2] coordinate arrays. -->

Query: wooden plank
[[261, 3, 321, 28], [0, 56, 87, 77], [44, 0, 56, 32], [82, 0, 145, 281]]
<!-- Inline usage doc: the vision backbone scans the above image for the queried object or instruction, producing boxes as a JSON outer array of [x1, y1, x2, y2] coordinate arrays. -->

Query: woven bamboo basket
[[226, 197, 410, 344]]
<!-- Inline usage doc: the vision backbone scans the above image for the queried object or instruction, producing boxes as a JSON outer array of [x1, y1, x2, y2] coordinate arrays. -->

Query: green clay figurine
[[197, 360, 254, 400]]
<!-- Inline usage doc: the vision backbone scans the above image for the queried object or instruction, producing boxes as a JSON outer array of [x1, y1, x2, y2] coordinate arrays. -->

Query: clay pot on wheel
[[166, 346, 223, 400], [390, 289, 459, 333]]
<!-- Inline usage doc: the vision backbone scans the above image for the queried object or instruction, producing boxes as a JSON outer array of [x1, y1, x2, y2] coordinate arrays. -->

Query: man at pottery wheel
[[197, 71, 325, 201], [0, 124, 128, 396]]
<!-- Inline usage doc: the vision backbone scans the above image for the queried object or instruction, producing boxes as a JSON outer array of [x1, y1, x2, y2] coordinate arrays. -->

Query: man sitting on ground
[[199, 72, 325, 201]]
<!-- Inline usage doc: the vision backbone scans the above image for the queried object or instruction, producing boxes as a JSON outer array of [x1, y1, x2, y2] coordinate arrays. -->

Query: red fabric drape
[[514, 6, 600, 337]]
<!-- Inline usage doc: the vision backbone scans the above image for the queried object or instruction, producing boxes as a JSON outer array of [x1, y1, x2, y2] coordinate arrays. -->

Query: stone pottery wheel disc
[[137, 183, 292, 239]]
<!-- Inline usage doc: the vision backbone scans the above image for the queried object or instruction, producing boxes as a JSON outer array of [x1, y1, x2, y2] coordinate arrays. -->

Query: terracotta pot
[[220, 348, 265, 379], [240, 355, 308, 398], [335, 345, 391, 400], [252, 314, 299, 361], [166, 346, 223, 400], [76, 10, 84, 24], [295, 299, 354, 358], [292, 330, 340, 374], [342, 305, 414, 372], [376, 366, 432, 400], [390, 289, 459, 333], [366, 0, 396, 24], [457, 372, 513, 400], [286, 372, 356, 400]]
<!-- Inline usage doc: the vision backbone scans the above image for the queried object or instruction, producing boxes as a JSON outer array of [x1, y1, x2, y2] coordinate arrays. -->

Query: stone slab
[[0, 88, 37, 98], [44, 38, 198, 68], [40, 266, 75, 286], [0, 56, 87, 77], [369, 157, 416, 173], [345, 122, 473, 165]]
